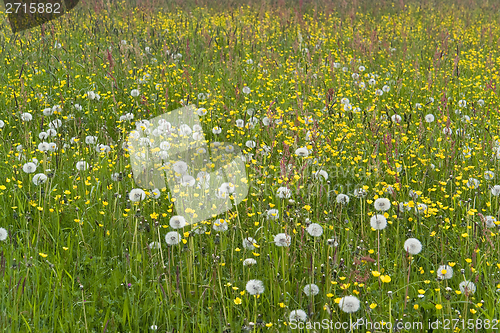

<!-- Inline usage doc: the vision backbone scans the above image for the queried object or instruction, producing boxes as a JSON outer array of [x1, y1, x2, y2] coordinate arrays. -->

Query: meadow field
[[1, 0, 500, 331]]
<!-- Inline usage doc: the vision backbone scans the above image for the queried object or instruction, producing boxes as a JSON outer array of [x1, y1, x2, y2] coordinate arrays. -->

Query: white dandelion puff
[[491, 185, 500, 196], [0, 227, 7, 241], [243, 258, 257, 266], [197, 108, 207, 116], [437, 265, 453, 280], [129, 188, 146, 202], [484, 171, 495, 180], [242, 237, 257, 250], [20, 113, 33, 122], [374, 198, 391, 211], [354, 187, 367, 198], [398, 202, 411, 212], [459, 281, 476, 296], [245, 279, 264, 295], [169, 216, 187, 229], [341, 98, 350, 105], [165, 231, 181, 245], [338, 296, 360, 313], [485, 215, 496, 228], [295, 147, 309, 157], [148, 241, 161, 250], [425, 114, 435, 123], [327, 238, 339, 247], [303, 284, 320, 296], [85, 135, 97, 144], [466, 178, 480, 189], [47, 128, 57, 137], [391, 114, 402, 123], [370, 214, 387, 230], [150, 188, 161, 199], [38, 142, 50, 152], [403, 238, 422, 255], [289, 309, 307, 322], [274, 233, 291, 247], [32, 173, 48, 185], [336, 194, 350, 205], [314, 170, 329, 180], [75, 160, 89, 171], [172, 161, 188, 175], [236, 119, 245, 128], [276, 187, 292, 199], [306, 223, 323, 237], [23, 162, 37, 174], [180, 175, 196, 187], [267, 209, 280, 220], [245, 140, 256, 148], [442, 127, 452, 135], [212, 219, 228, 232], [415, 203, 428, 214], [49, 119, 62, 129]]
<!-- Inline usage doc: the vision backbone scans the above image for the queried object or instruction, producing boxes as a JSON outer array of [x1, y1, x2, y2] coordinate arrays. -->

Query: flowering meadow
[[1, 0, 500, 331]]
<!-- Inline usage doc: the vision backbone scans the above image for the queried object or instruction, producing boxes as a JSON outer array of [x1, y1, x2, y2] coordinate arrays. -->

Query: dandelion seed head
[[165, 231, 181, 245], [303, 284, 320, 296], [75, 160, 89, 171], [425, 114, 435, 123], [274, 233, 291, 247], [129, 188, 146, 202], [0, 227, 8, 241], [23, 162, 37, 174], [243, 258, 257, 266], [242, 237, 257, 250], [295, 147, 309, 157], [459, 281, 476, 296], [370, 214, 387, 230], [169, 215, 187, 229], [266, 209, 279, 220], [374, 198, 391, 211], [32, 173, 48, 186], [306, 223, 323, 237], [491, 185, 500, 196], [276, 186, 292, 199], [437, 265, 453, 280], [336, 193, 350, 205], [212, 219, 228, 232]]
